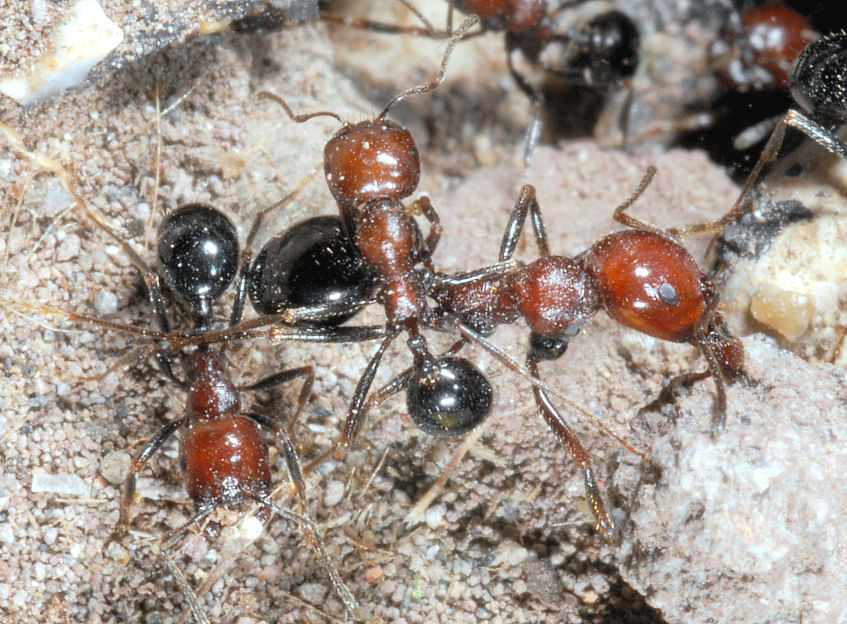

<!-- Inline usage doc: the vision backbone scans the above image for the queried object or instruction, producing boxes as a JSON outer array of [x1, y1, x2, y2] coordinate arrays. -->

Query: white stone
[[0, 0, 124, 105]]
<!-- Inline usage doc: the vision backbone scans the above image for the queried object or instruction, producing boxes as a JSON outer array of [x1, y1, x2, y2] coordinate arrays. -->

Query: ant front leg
[[247, 409, 310, 513], [526, 356, 616, 543], [499, 183, 551, 261], [115, 417, 188, 538]]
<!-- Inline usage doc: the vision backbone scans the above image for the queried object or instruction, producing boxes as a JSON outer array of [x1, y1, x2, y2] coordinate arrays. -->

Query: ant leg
[[243, 365, 315, 436], [506, 51, 545, 172], [321, 0, 450, 37], [340, 330, 397, 448], [305, 330, 398, 473], [248, 410, 309, 513], [611, 166, 664, 234], [499, 183, 551, 261], [527, 357, 616, 543], [407, 196, 441, 260], [115, 417, 188, 537], [158, 505, 216, 624], [673, 109, 847, 239], [637, 369, 711, 418], [254, 496, 360, 618]]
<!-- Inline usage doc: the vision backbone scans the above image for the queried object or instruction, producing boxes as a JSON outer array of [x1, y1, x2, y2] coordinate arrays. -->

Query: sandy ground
[[1, 2, 843, 624]]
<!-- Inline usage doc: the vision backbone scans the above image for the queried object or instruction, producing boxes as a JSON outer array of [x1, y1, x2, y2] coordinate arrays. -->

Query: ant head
[[504, 0, 547, 32], [324, 119, 421, 210], [790, 31, 847, 122], [157, 204, 240, 326], [574, 11, 640, 82], [249, 215, 377, 323], [406, 357, 492, 436], [714, 4, 814, 91]]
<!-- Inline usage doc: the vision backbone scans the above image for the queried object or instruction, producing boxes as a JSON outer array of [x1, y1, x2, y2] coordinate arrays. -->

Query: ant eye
[[249, 216, 377, 323], [406, 357, 492, 437], [157, 203, 239, 323]]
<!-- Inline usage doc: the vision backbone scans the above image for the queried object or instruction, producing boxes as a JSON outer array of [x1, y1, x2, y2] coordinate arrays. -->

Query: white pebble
[[31, 469, 90, 497]]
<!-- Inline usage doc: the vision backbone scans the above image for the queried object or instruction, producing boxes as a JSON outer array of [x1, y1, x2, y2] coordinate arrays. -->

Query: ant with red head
[[0, 130, 377, 621], [261, 15, 501, 452], [322, 0, 640, 162], [670, 2, 818, 177]]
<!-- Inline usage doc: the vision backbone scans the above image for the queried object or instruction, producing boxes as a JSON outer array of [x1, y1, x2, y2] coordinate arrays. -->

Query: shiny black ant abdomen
[[249, 215, 378, 325]]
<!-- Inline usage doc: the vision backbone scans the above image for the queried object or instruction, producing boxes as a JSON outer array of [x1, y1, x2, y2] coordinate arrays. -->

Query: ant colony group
[[5, 0, 845, 622]]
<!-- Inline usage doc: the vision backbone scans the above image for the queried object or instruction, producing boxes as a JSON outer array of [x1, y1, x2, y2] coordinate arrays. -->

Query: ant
[[261, 19, 647, 541], [321, 0, 640, 163], [675, 30, 847, 240], [669, 2, 817, 177], [429, 167, 747, 539], [261, 15, 499, 448], [0, 128, 376, 622]]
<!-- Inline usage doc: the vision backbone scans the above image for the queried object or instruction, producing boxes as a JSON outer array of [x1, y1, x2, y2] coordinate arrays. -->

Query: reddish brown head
[[181, 416, 270, 506], [456, 0, 546, 32], [581, 230, 709, 342], [324, 119, 420, 210], [713, 3, 815, 90]]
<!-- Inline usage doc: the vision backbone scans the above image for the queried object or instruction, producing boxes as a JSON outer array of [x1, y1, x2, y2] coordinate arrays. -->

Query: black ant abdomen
[[249, 216, 377, 324], [406, 356, 492, 436], [789, 31, 847, 123], [563, 10, 640, 87], [157, 204, 240, 327]]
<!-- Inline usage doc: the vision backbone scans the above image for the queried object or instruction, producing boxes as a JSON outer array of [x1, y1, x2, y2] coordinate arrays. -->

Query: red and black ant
[[427, 167, 747, 539], [258, 23, 655, 541], [0, 130, 377, 622], [321, 0, 640, 163]]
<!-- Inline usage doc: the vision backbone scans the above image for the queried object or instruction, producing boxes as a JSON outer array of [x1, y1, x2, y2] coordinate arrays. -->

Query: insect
[[259, 22, 654, 540], [427, 167, 746, 539], [676, 30, 847, 239], [673, 2, 817, 176], [261, 15, 500, 453], [321, 0, 640, 162], [0, 127, 372, 622]]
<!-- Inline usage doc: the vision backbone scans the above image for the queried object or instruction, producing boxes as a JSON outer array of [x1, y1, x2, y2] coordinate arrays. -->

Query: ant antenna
[[378, 14, 478, 119]]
